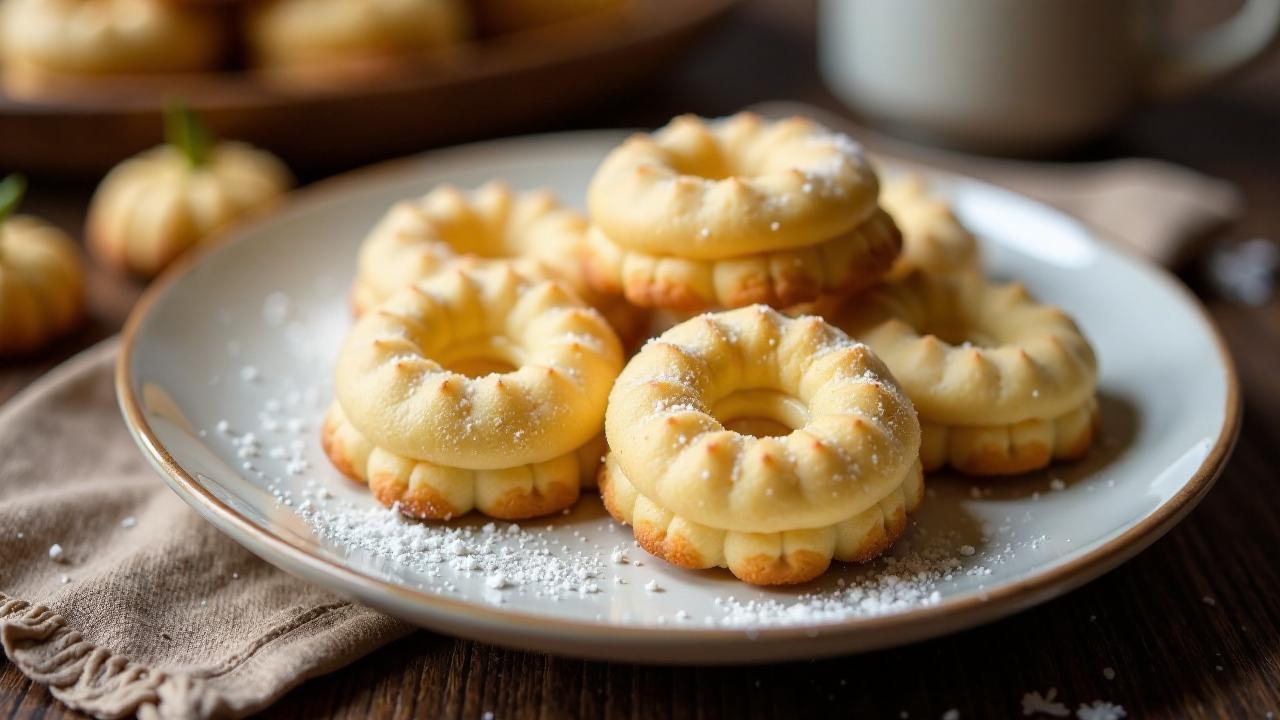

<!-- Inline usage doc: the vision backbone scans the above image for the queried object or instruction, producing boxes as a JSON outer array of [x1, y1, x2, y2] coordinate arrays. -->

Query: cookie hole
[[926, 325, 998, 348], [438, 336, 525, 378], [669, 153, 737, 181], [711, 389, 809, 438], [665, 138, 767, 181], [435, 214, 524, 260]]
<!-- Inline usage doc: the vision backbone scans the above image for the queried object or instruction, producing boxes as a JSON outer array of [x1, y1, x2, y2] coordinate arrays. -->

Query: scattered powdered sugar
[[1075, 701, 1126, 720], [48, 543, 65, 563], [1022, 689, 1070, 717], [121, 516, 137, 529], [203, 286, 1104, 635], [1207, 237, 1277, 306], [300, 501, 610, 601]]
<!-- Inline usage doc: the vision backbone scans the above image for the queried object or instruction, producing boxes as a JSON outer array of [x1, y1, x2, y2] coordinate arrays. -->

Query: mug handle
[[1146, 0, 1280, 100]]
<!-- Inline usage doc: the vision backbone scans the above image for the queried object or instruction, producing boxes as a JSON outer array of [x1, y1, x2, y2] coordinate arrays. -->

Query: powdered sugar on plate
[[300, 501, 610, 602], [712, 522, 1049, 628], [200, 291, 1083, 630], [188, 263, 1114, 635]]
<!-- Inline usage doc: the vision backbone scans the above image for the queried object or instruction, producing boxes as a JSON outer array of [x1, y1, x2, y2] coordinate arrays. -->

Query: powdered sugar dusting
[[1076, 701, 1127, 720], [1022, 688, 1070, 717], [714, 523, 1045, 627], [190, 281, 1122, 635], [302, 501, 615, 602]]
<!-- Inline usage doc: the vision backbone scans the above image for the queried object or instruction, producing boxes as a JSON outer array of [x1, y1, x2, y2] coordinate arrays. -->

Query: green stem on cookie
[[165, 100, 213, 168], [0, 173, 26, 224]]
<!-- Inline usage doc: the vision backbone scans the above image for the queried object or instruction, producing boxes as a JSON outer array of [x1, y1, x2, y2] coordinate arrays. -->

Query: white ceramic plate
[[118, 129, 1239, 664]]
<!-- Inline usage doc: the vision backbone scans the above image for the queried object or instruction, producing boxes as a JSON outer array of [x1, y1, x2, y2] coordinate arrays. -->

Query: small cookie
[[329, 265, 624, 520], [833, 271, 1100, 475]]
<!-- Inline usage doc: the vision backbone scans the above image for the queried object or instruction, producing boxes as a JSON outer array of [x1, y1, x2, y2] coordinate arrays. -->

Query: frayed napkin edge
[[0, 593, 404, 720]]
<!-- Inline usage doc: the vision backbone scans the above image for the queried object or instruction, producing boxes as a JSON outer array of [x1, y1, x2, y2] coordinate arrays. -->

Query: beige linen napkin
[[0, 340, 413, 719], [0, 109, 1244, 720]]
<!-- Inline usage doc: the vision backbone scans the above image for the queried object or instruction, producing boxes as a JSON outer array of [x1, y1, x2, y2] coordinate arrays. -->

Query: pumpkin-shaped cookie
[[87, 104, 293, 278], [0, 0, 223, 98], [0, 175, 85, 356], [246, 0, 470, 83]]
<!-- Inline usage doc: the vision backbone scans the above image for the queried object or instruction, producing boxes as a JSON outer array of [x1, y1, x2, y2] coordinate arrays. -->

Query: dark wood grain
[[4, 0, 1280, 717]]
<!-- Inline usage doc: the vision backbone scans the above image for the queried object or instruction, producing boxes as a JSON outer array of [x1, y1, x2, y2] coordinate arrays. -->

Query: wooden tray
[[0, 0, 737, 177]]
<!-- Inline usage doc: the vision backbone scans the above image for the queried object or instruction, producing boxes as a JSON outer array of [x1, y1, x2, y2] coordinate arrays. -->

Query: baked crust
[[582, 209, 901, 312], [324, 401, 605, 520], [599, 452, 924, 585], [919, 396, 1101, 475]]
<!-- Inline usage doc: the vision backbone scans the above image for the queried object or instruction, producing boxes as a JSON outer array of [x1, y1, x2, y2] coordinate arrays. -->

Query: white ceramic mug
[[819, 0, 1280, 153]]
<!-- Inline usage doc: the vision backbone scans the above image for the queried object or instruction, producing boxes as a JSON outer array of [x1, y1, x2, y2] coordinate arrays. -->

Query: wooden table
[[4, 1, 1280, 717]]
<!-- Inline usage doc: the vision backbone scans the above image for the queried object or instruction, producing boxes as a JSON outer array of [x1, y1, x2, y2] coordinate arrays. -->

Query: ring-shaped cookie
[[352, 181, 591, 313], [604, 306, 922, 584], [832, 271, 1099, 475], [351, 181, 649, 346], [881, 175, 980, 280], [330, 265, 624, 518], [588, 113, 880, 260], [582, 209, 901, 311]]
